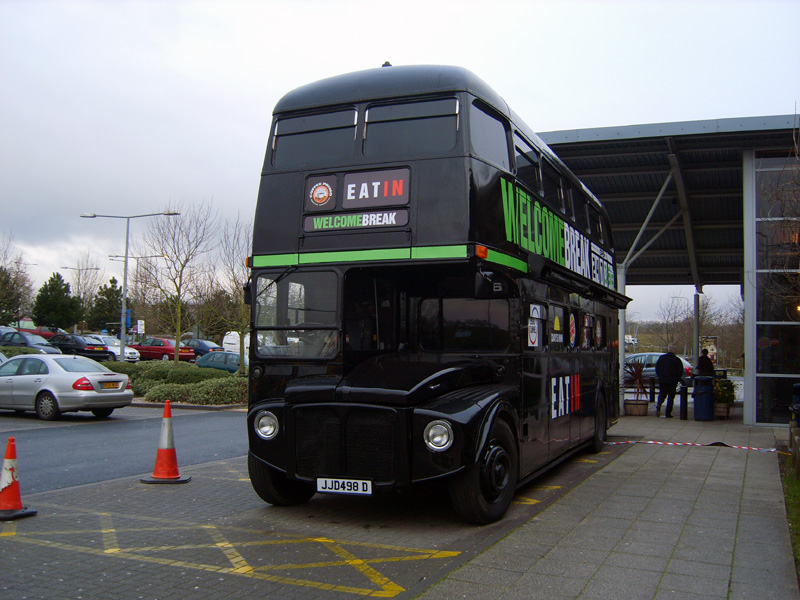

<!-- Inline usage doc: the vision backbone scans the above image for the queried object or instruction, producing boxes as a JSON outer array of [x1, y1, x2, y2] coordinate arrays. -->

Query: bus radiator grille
[[293, 406, 395, 483]]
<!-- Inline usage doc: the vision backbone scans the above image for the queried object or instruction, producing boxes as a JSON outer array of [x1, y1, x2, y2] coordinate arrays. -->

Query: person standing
[[695, 348, 715, 377], [655, 345, 685, 418]]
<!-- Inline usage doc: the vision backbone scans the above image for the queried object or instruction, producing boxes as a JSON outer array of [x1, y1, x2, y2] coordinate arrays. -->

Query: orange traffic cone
[[0, 437, 37, 520], [140, 400, 191, 484]]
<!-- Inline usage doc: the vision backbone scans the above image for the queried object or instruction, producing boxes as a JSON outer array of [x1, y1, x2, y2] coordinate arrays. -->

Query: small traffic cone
[[141, 400, 191, 484], [0, 437, 37, 520]]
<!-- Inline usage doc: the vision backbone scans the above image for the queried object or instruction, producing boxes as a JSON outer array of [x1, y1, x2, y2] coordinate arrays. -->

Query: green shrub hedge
[[144, 376, 247, 405], [0, 346, 48, 358], [0, 351, 246, 406]]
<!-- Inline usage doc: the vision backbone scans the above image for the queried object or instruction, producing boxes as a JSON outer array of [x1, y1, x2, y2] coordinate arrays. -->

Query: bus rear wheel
[[248, 453, 315, 506], [449, 418, 518, 525]]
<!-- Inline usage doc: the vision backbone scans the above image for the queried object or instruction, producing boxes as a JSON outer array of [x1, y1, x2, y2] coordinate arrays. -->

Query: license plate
[[102, 382, 117, 389], [316, 478, 372, 495]]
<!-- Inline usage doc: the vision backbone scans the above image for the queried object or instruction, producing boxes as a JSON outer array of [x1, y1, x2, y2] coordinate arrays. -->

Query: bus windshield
[[254, 271, 339, 359]]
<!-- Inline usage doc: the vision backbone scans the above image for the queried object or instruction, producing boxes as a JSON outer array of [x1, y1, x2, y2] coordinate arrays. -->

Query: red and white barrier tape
[[606, 440, 777, 452]]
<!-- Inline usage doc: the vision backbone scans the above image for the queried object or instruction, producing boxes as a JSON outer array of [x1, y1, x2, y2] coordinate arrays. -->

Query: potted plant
[[623, 361, 649, 416], [712, 378, 736, 418]]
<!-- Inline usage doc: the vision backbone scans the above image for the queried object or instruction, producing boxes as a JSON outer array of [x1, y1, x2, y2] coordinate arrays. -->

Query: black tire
[[248, 453, 315, 506], [107, 353, 116, 361], [92, 408, 114, 418], [591, 396, 607, 454], [35, 391, 61, 421], [449, 418, 518, 525]]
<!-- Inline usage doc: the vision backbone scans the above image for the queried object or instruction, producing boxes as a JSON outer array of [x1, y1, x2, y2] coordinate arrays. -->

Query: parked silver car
[[624, 352, 694, 389], [0, 354, 133, 420], [84, 334, 140, 362]]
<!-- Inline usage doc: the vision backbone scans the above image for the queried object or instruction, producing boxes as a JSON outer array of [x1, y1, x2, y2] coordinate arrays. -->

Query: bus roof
[[273, 64, 510, 116]]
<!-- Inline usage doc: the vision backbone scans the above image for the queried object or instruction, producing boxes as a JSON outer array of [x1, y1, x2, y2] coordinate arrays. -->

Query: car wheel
[[248, 453, 315, 505], [449, 418, 518, 524], [35, 391, 61, 421], [92, 408, 114, 418], [161, 354, 170, 361], [107, 353, 116, 361]]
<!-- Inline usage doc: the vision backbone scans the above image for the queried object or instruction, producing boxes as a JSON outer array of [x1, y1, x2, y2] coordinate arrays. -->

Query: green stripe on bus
[[251, 254, 299, 267], [485, 249, 527, 272], [298, 248, 411, 264], [411, 245, 467, 259], [250, 245, 524, 269]]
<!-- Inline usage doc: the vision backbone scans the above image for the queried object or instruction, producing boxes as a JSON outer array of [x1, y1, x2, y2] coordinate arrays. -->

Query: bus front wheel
[[449, 418, 518, 525], [248, 453, 315, 506]]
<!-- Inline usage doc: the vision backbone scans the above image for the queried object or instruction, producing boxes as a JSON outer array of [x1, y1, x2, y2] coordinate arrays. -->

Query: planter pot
[[624, 399, 649, 417], [714, 402, 730, 419]]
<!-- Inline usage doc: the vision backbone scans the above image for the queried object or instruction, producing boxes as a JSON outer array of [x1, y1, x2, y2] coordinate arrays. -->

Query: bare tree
[[137, 200, 220, 365], [216, 214, 252, 373], [656, 296, 691, 351], [0, 231, 34, 323], [63, 250, 106, 330]]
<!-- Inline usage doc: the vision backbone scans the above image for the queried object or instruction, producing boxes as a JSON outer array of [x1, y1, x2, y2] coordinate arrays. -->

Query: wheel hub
[[481, 444, 510, 500]]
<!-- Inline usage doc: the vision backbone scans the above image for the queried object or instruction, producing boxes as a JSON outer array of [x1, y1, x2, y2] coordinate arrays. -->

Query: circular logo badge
[[309, 182, 333, 207]]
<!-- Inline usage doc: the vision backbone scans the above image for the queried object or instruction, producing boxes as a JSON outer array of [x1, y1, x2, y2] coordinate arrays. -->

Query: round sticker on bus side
[[310, 182, 333, 207], [305, 175, 337, 212]]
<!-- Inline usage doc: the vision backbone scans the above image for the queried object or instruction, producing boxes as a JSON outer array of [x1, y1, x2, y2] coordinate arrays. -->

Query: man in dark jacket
[[695, 348, 715, 377], [655, 345, 685, 418]]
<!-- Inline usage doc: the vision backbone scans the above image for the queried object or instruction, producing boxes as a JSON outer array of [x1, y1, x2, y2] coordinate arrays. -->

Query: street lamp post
[[80, 211, 179, 349]]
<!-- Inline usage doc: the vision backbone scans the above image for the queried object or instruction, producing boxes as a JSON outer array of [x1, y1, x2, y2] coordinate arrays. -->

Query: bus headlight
[[424, 420, 454, 452], [254, 410, 279, 440]]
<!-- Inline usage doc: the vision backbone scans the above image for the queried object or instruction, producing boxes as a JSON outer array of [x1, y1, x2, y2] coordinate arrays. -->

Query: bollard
[[679, 386, 688, 420], [649, 378, 657, 403]]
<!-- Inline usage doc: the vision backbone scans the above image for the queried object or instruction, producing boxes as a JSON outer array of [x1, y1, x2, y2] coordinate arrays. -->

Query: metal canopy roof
[[540, 115, 797, 288]]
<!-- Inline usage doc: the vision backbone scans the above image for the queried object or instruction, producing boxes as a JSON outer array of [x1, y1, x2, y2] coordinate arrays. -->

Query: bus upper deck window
[[364, 98, 458, 159], [470, 102, 510, 171], [542, 160, 564, 214], [272, 110, 357, 168], [514, 133, 541, 194]]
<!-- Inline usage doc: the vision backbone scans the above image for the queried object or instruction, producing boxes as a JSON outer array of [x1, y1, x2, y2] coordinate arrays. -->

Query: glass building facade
[[746, 153, 800, 424]]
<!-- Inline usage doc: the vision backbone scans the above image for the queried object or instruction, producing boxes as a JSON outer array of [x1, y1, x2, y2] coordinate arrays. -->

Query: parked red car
[[129, 338, 195, 361], [16, 324, 68, 339]]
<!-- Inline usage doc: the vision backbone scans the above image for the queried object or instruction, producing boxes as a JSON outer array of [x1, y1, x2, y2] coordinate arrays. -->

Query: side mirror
[[243, 279, 252, 306]]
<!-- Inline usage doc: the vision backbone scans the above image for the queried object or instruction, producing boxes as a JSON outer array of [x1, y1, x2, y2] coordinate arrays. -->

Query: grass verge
[[777, 443, 800, 582]]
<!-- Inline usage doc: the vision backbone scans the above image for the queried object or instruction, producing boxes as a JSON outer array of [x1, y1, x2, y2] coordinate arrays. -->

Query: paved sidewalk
[[417, 411, 799, 600]]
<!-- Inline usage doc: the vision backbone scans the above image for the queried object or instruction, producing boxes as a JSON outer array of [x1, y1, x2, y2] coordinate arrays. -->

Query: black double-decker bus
[[246, 65, 629, 524]]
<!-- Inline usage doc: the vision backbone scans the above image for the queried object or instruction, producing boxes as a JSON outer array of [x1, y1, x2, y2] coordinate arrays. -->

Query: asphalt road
[[0, 405, 247, 494]]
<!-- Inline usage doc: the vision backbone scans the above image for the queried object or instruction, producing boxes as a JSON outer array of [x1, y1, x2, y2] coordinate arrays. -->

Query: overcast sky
[[1, 0, 798, 320]]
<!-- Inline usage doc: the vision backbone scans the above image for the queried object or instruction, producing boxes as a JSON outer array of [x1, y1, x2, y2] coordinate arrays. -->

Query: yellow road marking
[[1, 506, 459, 598], [100, 513, 120, 554], [512, 496, 541, 505]]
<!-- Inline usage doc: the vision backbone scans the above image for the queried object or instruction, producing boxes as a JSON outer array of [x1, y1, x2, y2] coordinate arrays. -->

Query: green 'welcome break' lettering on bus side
[[500, 178, 616, 290]]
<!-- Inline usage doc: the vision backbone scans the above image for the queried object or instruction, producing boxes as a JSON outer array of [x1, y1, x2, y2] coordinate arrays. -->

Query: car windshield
[[53, 356, 112, 373], [24, 333, 49, 344], [101, 337, 120, 347]]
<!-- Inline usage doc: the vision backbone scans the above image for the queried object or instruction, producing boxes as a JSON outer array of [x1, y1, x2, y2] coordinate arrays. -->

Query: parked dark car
[[130, 338, 194, 361], [48, 334, 110, 361], [196, 350, 247, 373], [0, 331, 62, 354], [183, 339, 223, 358], [625, 352, 694, 389]]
